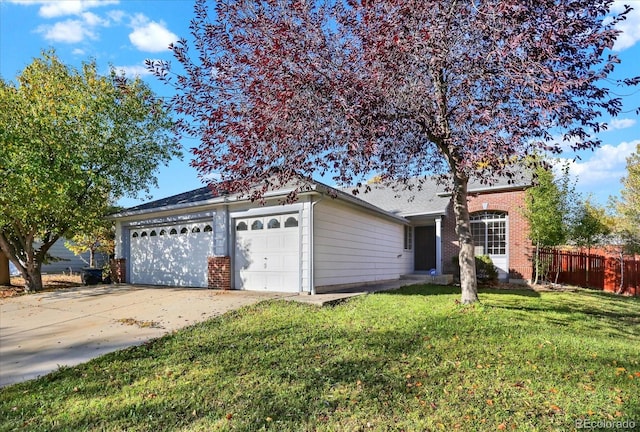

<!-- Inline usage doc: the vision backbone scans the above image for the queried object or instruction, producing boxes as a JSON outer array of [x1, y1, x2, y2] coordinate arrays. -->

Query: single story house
[[5, 239, 108, 277], [110, 176, 532, 293]]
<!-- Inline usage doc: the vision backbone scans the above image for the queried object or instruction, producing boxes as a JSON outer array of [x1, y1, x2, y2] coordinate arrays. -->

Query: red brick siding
[[441, 189, 532, 280], [110, 258, 126, 284], [208, 256, 231, 290]]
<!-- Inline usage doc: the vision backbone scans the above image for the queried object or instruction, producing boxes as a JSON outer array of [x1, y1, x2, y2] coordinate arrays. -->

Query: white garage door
[[234, 214, 300, 292], [130, 222, 213, 287]]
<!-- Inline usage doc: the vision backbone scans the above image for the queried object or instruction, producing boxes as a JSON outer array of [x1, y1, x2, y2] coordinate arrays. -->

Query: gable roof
[[112, 173, 531, 220], [110, 178, 410, 223], [346, 175, 532, 217], [123, 186, 218, 213]]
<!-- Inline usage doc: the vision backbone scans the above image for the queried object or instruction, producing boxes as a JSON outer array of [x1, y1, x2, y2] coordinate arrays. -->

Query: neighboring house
[[110, 176, 532, 293], [41, 239, 108, 274], [5, 239, 108, 276]]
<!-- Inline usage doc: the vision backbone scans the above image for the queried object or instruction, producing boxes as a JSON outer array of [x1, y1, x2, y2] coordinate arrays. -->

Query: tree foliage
[[65, 206, 122, 269], [0, 51, 181, 292], [571, 198, 611, 251], [611, 142, 640, 255], [523, 162, 576, 284], [151, 0, 637, 303]]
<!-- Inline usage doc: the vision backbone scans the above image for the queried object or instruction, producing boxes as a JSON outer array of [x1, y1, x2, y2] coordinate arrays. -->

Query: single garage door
[[234, 213, 300, 292], [130, 221, 213, 287]]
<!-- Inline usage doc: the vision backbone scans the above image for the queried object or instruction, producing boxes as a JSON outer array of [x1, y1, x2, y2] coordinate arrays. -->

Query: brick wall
[[208, 256, 231, 290], [441, 189, 532, 281], [110, 258, 126, 284]]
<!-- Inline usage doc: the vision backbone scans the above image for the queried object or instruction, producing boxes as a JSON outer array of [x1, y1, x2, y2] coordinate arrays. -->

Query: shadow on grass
[[2, 294, 638, 431], [384, 284, 542, 298]]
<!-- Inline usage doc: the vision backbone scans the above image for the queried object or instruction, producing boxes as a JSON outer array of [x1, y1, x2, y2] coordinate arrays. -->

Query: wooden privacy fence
[[536, 249, 639, 296]]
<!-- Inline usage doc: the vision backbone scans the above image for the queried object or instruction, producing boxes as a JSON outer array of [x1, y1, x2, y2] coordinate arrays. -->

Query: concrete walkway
[[0, 281, 411, 388]]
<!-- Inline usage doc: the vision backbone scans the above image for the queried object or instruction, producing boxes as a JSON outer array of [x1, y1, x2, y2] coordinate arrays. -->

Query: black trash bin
[[81, 268, 103, 285]]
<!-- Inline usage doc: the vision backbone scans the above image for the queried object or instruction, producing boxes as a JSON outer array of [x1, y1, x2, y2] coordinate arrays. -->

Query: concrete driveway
[[0, 285, 290, 387]]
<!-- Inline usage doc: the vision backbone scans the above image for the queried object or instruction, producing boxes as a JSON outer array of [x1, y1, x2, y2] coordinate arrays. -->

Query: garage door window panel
[[284, 216, 298, 228], [268, 218, 280, 229]]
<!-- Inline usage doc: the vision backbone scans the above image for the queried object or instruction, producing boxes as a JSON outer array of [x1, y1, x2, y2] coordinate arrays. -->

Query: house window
[[204, 225, 213, 232], [180, 227, 188, 234], [404, 226, 413, 250], [132, 232, 139, 238], [150, 230, 157, 237], [267, 218, 280, 229], [141, 231, 148, 237], [170, 228, 178, 235], [470, 211, 507, 255], [192, 227, 201, 233], [236, 221, 248, 231], [159, 229, 166, 236], [284, 216, 298, 228]]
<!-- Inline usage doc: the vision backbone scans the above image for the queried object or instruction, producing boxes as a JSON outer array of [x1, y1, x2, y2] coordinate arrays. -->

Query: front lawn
[[1, 285, 638, 431]]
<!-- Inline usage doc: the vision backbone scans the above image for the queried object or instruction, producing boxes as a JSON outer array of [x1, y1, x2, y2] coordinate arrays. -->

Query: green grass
[[1, 285, 639, 431]]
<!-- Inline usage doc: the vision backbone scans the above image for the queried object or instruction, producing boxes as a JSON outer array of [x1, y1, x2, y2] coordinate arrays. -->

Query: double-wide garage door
[[130, 222, 213, 287], [234, 213, 300, 292]]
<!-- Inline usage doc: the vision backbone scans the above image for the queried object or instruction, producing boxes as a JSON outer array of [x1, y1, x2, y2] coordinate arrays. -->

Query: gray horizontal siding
[[314, 199, 412, 289]]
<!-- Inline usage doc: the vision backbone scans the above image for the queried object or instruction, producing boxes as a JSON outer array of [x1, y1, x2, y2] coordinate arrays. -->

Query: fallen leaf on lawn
[[226, 413, 233, 420], [497, 423, 506, 430], [549, 388, 558, 394], [550, 405, 561, 412], [486, 399, 493, 406]]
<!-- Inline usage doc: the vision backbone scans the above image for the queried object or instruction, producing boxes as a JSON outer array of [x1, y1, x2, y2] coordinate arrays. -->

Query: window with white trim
[[470, 211, 507, 255]]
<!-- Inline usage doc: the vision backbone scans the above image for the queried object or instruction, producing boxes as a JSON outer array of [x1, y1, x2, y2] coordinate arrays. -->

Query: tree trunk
[[451, 173, 479, 304], [23, 264, 44, 293], [533, 241, 540, 285], [0, 230, 58, 293], [0, 252, 10, 285], [89, 248, 95, 268]]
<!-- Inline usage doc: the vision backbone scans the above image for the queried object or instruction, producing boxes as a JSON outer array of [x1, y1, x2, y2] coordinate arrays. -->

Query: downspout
[[310, 193, 324, 295]]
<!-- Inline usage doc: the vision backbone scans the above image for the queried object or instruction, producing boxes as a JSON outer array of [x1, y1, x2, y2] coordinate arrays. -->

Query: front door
[[414, 226, 436, 271]]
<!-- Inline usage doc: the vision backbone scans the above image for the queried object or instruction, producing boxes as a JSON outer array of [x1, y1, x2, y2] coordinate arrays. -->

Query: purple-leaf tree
[[150, 0, 637, 304]]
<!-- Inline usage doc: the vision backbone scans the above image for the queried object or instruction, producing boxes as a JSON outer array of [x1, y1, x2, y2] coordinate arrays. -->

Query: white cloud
[[609, 118, 637, 130], [107, 9, 125, 23], [128, 14, 177, 52], [113, 64, 152, 78], [81, 11, 108, 27], [34, 8, 110, 44], [72, 48, 86, 55], [36, 19, 96, 43], [558, 140, 639, 189], [7, 0, 119, 18], [611, 1, 640, 51]]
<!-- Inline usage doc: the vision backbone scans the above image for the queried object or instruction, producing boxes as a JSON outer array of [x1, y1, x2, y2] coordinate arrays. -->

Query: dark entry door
[[414, 226, 436, 271]]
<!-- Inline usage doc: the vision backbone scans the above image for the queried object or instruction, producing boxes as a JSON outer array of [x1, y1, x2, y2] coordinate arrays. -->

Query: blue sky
[[1, 0, 639, 209]]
